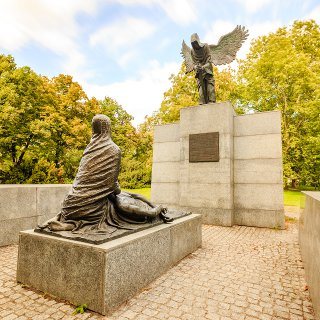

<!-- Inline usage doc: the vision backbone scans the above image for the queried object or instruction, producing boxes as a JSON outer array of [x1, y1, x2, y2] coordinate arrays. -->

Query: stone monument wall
[[151, 123, 180, 206], [233, 112, 284, 228], [151, 102, 284, 228], [0, 184, 71, 246], [299, 192, 320, 319]]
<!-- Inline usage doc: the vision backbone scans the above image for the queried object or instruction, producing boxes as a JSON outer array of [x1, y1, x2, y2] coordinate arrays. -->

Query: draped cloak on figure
[[45, 114, 150, 234]]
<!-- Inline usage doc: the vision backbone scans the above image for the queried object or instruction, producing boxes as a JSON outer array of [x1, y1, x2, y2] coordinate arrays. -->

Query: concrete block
[[299, 192, 320, 319], [180, 102, 235, 136], [179, 183, 233, 209], [36, 185, 71, 224], [234, 111, 281, 136], [151, 162, 180, 183], [0, 216, 38, 247], [179, 206, 233, 226], [234, 209, 285, 228], [17, 214, 202, 315], [17, 232, 106, 314], [170, 214, 202, 262], [234, 159, 283, 184], [153, 142, 180, 163], [154, 123, 180, 143], [234, 134, 282, 160], [104, 226, 171, 312], [0, 186, 36, 220], [179, 162, 232, 184], [234, 183, 284, 211], [151, 182, 179, 204]]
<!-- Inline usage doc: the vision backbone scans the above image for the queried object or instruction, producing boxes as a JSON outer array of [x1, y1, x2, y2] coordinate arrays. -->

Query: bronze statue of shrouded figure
[[181, 25, 249, 105], [38, 114, 176, 243]]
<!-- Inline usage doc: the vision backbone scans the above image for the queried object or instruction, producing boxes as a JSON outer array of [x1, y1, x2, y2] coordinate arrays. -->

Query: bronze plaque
[[189, 132, 219, 162]]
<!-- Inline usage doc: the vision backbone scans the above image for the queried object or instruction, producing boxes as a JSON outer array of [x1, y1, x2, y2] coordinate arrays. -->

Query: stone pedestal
[[17, 214, 201, 315], [299, 192, 320, 319], [151, 102, 284, 228]]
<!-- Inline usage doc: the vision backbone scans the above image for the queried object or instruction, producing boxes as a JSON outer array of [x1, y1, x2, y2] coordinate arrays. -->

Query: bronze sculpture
[[38, 114, 177, 243], [181, 25, 249, 104]]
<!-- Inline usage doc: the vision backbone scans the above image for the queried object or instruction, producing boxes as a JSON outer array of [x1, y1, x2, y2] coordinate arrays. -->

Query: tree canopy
[[0, 55, 151, 187], [237, 20, 320, 188], [0, 19, 319, 189], [148, 19, 320, 189]]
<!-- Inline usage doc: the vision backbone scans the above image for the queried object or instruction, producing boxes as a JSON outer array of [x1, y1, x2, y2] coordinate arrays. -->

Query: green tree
[[157, 63, 240, 124], [99, 97, 151, 188], [237, 19, 320, 188], [100, 97, 137, 158], [36, 74, 100, 182], [0, 54, 49, 182]]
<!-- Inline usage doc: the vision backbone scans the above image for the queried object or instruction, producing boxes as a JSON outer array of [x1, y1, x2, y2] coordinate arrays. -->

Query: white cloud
[[112, 0, 197, 25], [204, 19, 282, 66], [235, 0, 274, 14], [156, 0, 196, 25], [90, 17, 155, 51], [83, 60, 180, 125], [203, 20, 235, 44], [0, 0, 98, 74], [305, 5, 320, 23], [118, 50, 138, 68]]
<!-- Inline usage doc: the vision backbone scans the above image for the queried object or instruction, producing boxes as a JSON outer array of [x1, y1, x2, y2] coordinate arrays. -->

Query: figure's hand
[[161, 207, 168, 214], [114, 181, 121, 195], [195, 65, 203, 73]]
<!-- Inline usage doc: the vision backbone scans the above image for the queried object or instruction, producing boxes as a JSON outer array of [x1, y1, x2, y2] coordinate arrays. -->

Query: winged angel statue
[[181, 26, 249, 104]]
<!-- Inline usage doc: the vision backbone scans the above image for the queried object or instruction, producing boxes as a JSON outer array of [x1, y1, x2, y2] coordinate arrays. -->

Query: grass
[[122, 188, 151, 199], [285, 216, 298, 223], [124, 188, 305, 208], [283, 190, 305, 207]]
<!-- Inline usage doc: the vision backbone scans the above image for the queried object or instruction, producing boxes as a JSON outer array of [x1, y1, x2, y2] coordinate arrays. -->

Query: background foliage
[[0, 20, 319, 189], [0, 57, 151, 187]]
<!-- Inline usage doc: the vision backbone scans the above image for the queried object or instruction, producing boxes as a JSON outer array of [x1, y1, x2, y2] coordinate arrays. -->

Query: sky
[[0, 0, 319, 125]]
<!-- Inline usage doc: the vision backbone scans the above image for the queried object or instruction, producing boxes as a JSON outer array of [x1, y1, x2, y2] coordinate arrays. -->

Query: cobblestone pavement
[[0, 222, 316, 320]]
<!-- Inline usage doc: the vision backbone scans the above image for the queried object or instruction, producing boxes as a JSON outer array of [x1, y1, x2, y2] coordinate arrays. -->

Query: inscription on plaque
[[189, 132, 219, 162]]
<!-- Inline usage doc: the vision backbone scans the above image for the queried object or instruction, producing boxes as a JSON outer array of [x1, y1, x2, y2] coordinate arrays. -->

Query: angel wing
[[209, 25, 249, 65], [181, 40, 194, 73]]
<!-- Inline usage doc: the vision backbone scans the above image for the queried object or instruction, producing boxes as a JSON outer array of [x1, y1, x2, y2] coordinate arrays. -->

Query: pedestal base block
[[17, 214, 202, 315]]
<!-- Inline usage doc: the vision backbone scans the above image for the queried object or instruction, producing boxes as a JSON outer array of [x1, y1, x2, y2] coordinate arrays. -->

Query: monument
[[17, 114, 202, 315], [16, 24, 284, 316], [151, 26, 284, 229], [181, 26, 249, 104], [34, 114, 178, 243]]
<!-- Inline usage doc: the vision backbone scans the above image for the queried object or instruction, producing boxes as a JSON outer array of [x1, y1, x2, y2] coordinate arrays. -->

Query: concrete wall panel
[[180, 102, 235, 136], [179, 162, 231, 184], [154, 123, 180, 143], [37, 185, 71, 223], [234, 159, 283, 184], [0, 185, 71, 246], [0, 216, 38, 247], [234, 209, 284, 228], [234, 134, 282, 160], [234, 111, 281, 136], [151, 182, 179, 205], [153, 142, 181, 163], [151, 162, 180, 183], [299, 192, 320, 319], [179, 183, 233, 209], [0, 186, 36, 221], [234, 183, 283, 211]]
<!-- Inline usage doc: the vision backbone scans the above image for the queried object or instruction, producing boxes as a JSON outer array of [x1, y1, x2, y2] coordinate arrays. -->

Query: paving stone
[[0, 223, 316, 319]]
